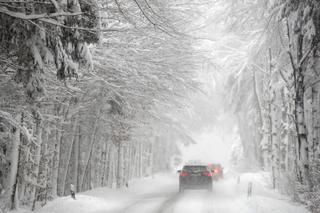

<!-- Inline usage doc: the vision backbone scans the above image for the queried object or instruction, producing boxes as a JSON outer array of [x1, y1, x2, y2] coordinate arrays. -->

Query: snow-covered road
[[35, 172, 310, 213]]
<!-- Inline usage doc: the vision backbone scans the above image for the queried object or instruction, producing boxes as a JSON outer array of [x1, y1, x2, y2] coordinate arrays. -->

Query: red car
[[208, 164, 223, 181]]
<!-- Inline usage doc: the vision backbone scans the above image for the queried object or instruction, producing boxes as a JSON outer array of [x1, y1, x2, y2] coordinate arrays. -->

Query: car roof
[[183, 165, 208, 168]]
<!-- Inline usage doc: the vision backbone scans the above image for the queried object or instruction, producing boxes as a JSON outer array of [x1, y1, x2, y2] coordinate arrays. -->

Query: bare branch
[[285, 19, 297, 72], [298, 45, 316, 68], [39, 18, 127, 33], [0, 7, 82, 20]]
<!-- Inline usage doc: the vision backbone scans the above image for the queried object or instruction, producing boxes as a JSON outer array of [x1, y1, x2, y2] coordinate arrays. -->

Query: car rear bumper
[[179, 177, 212, 189]]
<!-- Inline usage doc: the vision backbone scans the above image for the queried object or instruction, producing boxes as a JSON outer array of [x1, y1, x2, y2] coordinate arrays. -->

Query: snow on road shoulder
[[226, 172, 311, 213], [36, 194, 117, 213], [34, 173, 177, 213]]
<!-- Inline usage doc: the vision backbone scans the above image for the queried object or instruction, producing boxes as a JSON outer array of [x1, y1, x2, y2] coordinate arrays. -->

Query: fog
[[176, 47, 239, 168], [179, 126, 238, 167]]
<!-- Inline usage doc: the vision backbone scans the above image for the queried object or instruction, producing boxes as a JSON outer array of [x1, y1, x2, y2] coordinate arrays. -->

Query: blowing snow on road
[[34, 172, 310, 213]]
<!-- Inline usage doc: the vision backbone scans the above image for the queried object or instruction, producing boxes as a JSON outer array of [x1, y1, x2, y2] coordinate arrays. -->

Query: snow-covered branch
[[0, 7, 82, 20]]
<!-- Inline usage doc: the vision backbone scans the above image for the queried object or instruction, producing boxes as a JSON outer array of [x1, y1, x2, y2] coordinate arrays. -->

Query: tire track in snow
[[155, 192, 181, 213], [157, 191, 214, 213], [116, 191, 179, 213]]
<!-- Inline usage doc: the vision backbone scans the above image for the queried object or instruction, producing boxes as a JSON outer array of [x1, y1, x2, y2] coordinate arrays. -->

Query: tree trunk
[[116, 144, 122, 189], [129, 144, 136, 180], [106, 145, 114, 188], [138, 142, 143, 178], [6, 113, 22, 210], [295, 81, 309, 185], [74, 124, 81, 192], [79, 118, 99, 191], [52, 104, 69, 196], [51, 113, 60, 197], [252, 70, 263, 167], [294, 31, 310, 186], [42, 128, 50, 206], [62, 116, 79, 195], [101, 142, 108, 187], [31, 115, 43, 211]]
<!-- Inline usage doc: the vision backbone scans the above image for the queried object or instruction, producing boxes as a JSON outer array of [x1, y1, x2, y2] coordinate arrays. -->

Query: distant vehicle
[[208, 164, 223, 181], [178, 165, 212, 192]]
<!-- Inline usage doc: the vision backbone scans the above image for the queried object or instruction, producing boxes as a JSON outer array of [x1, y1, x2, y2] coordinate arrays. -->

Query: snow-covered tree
[[0, 0, 203, 211]]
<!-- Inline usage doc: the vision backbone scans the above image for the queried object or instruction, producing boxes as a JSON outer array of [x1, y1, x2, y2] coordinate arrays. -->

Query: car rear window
[[209, 164, 221, 168], [183, 166, 207, 172]]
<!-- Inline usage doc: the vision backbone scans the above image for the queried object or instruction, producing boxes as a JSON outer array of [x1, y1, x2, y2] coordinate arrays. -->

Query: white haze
[[179, 126, 238, 168]]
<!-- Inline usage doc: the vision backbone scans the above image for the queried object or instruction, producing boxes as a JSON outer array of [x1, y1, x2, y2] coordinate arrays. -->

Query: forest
[[0, 0, 320, 213]]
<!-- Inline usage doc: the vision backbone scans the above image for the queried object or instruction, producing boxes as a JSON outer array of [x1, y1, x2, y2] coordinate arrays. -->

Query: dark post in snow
[[70, 184, 76, 199], [247, 182, 253, 198]]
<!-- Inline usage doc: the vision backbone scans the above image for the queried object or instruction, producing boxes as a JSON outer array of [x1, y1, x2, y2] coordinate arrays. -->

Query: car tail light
[[180, 171, 189, 177], [202, 171, 212, 177]]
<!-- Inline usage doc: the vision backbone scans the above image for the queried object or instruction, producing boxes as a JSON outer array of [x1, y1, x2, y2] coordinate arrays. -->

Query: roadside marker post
[[247, 182, 253, 198]]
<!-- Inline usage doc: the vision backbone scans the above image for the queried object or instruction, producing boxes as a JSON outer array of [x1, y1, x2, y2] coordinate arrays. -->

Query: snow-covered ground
[[19, 172, 310, 213]]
